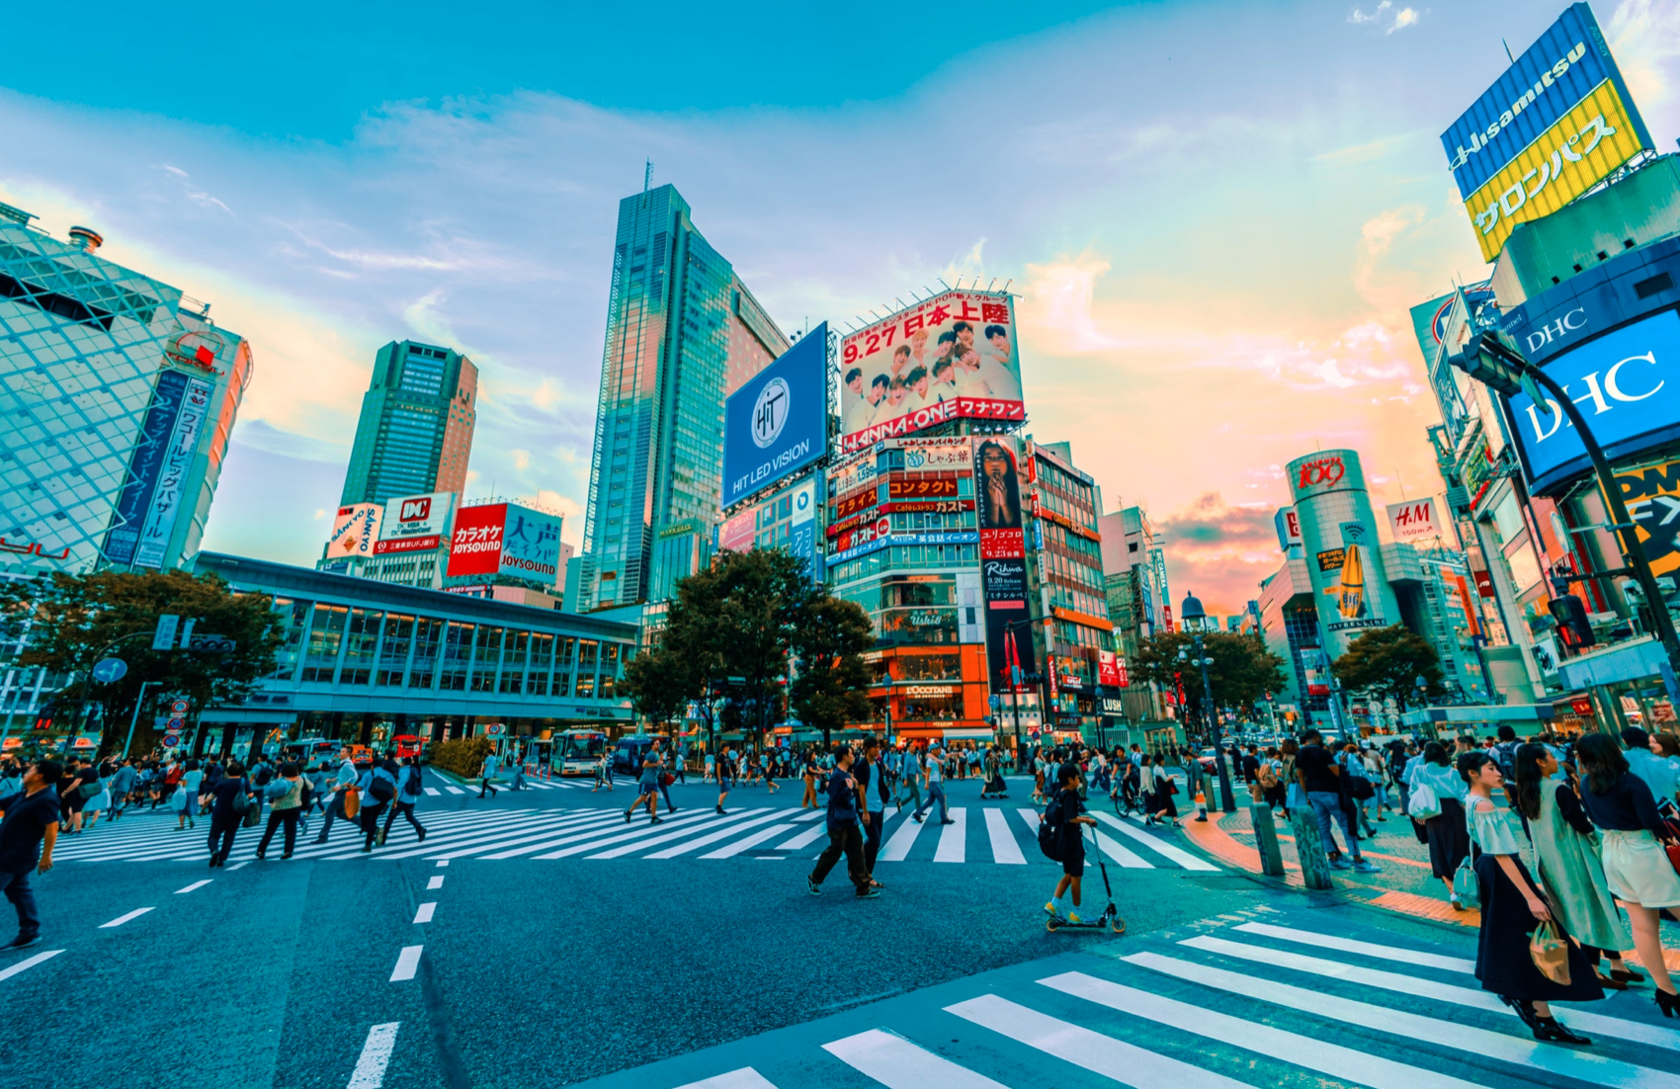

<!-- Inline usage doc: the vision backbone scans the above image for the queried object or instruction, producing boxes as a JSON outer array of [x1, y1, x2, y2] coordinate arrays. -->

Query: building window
[[472, 626, 504, 693], [408, 617, 443, 689], [301, 604, 347, 684], [439, 622, 473, 691]]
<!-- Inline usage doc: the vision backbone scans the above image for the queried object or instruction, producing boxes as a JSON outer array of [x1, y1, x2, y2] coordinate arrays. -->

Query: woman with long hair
[[1146, 753, 1179, 826], [1461, 750, 1602, 1043], [1575, 732, 1680, 1019], [1411, 741, 1472, 908], [1512, 743, 1638, 990]]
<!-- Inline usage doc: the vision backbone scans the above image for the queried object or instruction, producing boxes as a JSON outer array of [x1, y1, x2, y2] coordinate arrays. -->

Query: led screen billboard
[[375, 491, 454, 555], [1505, 309, 1680, 494], [839, 291, 1024, 453], [974, 436, 1035, 690], [1441, 4, 1652, 261], [722, 322, 828, 509]]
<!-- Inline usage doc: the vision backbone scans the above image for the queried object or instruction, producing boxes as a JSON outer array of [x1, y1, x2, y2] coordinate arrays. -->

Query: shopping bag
[[1529, 920, 1572, 985], [342, 789, 360, 821]]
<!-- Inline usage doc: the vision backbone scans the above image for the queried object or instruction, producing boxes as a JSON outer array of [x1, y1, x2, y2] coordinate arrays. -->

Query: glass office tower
[[0, 203, 252, 577], [340, 340, 478, 507], [575, 184, 787, 611]]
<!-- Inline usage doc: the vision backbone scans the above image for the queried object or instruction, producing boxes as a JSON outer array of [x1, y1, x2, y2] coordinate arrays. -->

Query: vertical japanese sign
[[326, 503, 385, 560], [975, 437, 1035, 690], [133, 375, 213, 569], [498, 503, 563, 583], [1150, 547, 1171, 629], [104, 370, 188, 565]]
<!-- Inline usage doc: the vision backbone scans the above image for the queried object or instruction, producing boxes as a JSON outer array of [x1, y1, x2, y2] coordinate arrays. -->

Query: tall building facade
[[0, 203, 252, 577], [340, 340, 477, 507], [575, 184, 787, 611]]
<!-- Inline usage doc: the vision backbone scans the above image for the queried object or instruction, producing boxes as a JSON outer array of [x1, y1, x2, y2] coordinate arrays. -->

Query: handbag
[[1659, 815, 1680, 876], [1451, 855, 1480, 909], [1409, 783, 1441, 821], [342, 787, 360, 820], [1529, 919, 1572, 985]]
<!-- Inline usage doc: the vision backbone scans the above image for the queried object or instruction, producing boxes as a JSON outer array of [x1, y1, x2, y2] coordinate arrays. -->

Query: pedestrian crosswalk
[[578, 912, 1680, 1089], [45, 803, 1220, 870]]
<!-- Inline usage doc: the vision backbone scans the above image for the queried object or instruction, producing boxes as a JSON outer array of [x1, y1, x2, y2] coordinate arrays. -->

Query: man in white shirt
[[871, 378, 907, 427], [844, 371, 887, 435]]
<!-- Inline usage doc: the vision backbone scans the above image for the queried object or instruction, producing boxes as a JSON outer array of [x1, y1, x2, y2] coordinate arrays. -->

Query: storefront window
[[899, 693, 962, 721], [879, 607, 958, 645], [900, 654, 960, 681]]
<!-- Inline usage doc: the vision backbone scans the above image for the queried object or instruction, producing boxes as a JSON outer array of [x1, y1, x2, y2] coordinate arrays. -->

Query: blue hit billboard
[[722, 321, 829, 509]]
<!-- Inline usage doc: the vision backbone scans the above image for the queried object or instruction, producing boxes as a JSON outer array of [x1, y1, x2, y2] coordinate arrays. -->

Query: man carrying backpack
[[358, 754, 400, 853], [380, 755, 428, 846], [1041, 762, 1098, 924]]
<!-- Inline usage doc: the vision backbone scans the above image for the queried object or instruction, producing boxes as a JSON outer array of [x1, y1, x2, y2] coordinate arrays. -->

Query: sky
[[4, 0, 1680, 614]]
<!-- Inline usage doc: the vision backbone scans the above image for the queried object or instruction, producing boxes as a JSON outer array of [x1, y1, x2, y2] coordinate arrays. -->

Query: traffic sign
[[170, 699, 190, 715], [163, 734, 179, 748], [152, 614, 180, 651], [483, 723, 506, 738], [92, 657, 128, 683], [167, 717, 185, 732]]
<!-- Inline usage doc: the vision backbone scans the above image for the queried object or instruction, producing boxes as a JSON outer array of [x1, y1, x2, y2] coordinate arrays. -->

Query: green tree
[[1331, 624, 1445, 710], [620, 643, 694, 730], [788, 595, 874, 748], [1131, 630, 1287, 731], [0, 569, 283, 755]]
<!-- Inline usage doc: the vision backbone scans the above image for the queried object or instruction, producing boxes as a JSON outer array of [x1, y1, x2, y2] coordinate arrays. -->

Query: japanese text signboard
[[839, 291, 1024, 452], [1441, 4, 1653, 262], [133, 375, 213, 569], [105, 370, 189, 565], [376, 491, 454, 555]]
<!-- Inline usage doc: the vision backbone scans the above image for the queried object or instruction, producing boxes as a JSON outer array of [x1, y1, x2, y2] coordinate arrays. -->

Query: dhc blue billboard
[[1506, 308, 1680, 494], [722, 321, 828, 509]]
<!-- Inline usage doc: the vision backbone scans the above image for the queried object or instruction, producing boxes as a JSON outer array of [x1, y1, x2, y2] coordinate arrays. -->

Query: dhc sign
[[1508, 309, 1680, 495]]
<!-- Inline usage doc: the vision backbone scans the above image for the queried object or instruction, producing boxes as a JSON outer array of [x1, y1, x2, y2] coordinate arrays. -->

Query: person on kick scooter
[[1044, 762, 1099, 924]]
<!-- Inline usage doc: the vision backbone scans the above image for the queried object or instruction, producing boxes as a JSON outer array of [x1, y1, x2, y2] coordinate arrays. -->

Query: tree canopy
[[1331, 624, 1445, 709], [1131, 630, 1287, 727], [0, 569, 283, 753]]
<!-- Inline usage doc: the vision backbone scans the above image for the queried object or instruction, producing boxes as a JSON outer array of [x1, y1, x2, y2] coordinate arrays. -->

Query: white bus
[[556, 729, 609, 777]]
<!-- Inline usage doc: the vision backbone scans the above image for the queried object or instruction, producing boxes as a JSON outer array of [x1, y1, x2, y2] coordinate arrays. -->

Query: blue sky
[[4, 0, 1678, 611]]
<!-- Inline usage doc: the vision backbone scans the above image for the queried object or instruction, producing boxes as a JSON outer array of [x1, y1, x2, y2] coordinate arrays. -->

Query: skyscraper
[[0, 203, 252, 577], [575, 183, 787, 611], [340, 340, 477, 507]]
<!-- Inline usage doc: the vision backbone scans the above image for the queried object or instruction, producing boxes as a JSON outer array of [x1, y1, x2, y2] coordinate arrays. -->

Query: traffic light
[[1448, 332, 1551, 412], [1547, 594, 1596, 649]]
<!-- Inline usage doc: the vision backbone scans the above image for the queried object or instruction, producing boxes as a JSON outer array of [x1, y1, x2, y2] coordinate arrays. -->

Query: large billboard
[[375, 491, 454, 555], [722, 322, 828, 509], [1618, 457, 1680, 580], [326, 503, 384, 561], [105, 370, 189, 565], [975, 436, 1036, 690], [445, 502, 563, 583], [1506, 309, 1680, 494], [1441, 4, 1653, 262], [839, 290, 1024, 452], [717, 477, 824, 583], [131, 373, 213, 570], [1286, 449, 1401, 658]]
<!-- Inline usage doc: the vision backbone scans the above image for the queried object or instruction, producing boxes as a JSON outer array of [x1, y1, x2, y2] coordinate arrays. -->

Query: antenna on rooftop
[[643, 159, 653, 193]]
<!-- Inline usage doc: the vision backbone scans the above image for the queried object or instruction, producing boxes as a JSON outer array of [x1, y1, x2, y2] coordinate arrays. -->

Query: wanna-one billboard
[[839, 290, 1024, 453], [1441, 3, 1653, 262]]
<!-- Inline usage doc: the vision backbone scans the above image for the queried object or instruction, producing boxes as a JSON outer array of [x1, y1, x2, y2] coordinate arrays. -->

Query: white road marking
[[640, 811, 791, 860], [390, 945, 423, 982], [424, 788, 441, 797], [174, 880, 213, 894], [413, 902, 436, 924], [347, 1021, 400, 1089], [1231, 921, 1475, 973], [877, 811, 926, 862], [934, 808, 967, 863], [0, 950, 62, 982], [823, 1028, 1012, 1088], [946, 994, 1248, 1088], [226, 860, 250, 870], [444, 786, 466, 795], [771, 824, 828, 851], [1102, 813, 1218, 869], [700, 823, 795, 859], [436, 860, 448, 867], [99, 907, 154, 928], [672, 1068, 781, 1089], [983, 808, 1024, 864], [427, 875, 444, 890]]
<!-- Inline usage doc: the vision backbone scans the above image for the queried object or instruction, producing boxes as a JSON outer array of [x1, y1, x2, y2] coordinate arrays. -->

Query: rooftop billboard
[[1441, 3, 1653, 262], [326, 503, 384, 561], [445, 501, 563, 583], [722, 322, 828, 510], [375, 491, 454, 555], [839, 290, 1024, 453]]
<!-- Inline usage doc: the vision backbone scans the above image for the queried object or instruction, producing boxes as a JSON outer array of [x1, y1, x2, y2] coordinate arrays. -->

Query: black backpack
[[1037, 794, 1067, 861], [368, 769, 397, 803], [402, 765, 423, 798]]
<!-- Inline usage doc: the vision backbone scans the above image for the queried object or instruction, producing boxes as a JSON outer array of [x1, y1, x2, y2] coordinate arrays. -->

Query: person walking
[[911, 744, 953, 825], [592, 749, 612, 793], [855, 737, 887, 888], [805, 745, 877, 899], [1409, 741, 1472, 909], [379, 756, 428, 846], [801, 749, 820, 809], [1512, 743, 1638, 990], [0, 761, 61, 949], [1294, 729, 1379, 873], [255, 762, 306, 860], [478, 748, 500, 799], [1460, 750, 1601, 1043], [715, 744, 734, 815], [1145, 753, 1179, 826], [312, 748, 359, 844], [624, 739, 665, 825], [175, 759, 204, 831], [507, 752, 528, 792], [1576, 732, 1680, 1017], [105, 759, 138, 823], [895, 746, 922, 813], [206, 763, 254, 868], [359, 755, 400, 853]]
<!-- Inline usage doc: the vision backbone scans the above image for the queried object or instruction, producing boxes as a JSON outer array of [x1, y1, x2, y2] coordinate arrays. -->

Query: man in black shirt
[[1294, 729, 1378, 873], [806, 746, 877, 899], [0, 760, 64, 949]]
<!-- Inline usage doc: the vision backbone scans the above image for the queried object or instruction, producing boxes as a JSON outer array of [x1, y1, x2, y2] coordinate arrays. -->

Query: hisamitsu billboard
[[722, 322, 828, 509]]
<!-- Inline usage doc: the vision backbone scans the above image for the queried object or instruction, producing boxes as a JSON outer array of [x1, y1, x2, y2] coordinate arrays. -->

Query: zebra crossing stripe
[[933, 808, 966, 863], [1179, 934, 1679, 1053], [876, 811, 926, 862], [822, 1028, 1010, 1088], [773, 824, 827, 852], [444, 786, 466, 795], [585, 811, 768, 860], [946, 994, 1251, 1089], [528, 808, 731, 860], [1107, 813, 1219, 870], [1231, 921, 1475, 973], [1118, 954, 1679, 1089], [411, 811, 624, 861], [672, 1068, 779, 1089], [699, 823, 795, 860], [317, 811, 566, 861], [982, 808, 1024, 865], [424, 788, 441, 797], [642, 810, 794, 860]]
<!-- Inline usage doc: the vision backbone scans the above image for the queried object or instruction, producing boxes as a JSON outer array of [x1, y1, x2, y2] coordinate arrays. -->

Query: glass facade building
[[340, 340, 477, 506], [575, 184, 787, 611]]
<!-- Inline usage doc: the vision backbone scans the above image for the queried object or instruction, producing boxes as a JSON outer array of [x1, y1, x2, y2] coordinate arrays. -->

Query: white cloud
[[1388, 8, 1421, 34], [1348, 2, 1392, 25], [1609, 0, 1680, 107]]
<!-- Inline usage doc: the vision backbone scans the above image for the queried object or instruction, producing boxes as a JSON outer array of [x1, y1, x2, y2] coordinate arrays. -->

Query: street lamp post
[[1180, 593, 1236, 813]]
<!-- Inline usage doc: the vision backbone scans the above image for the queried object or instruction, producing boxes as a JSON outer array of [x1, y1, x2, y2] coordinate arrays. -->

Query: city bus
[[556, 729, 609, 777]]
